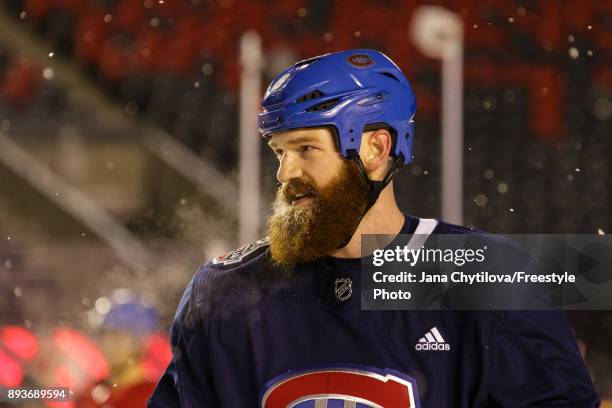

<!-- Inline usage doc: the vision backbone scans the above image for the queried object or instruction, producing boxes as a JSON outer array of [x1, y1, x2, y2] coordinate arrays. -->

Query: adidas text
[[415, 342, 450, 351]]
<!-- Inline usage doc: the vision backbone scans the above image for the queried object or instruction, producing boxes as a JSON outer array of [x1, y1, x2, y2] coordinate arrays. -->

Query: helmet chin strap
[[336, 150, 404, 250]]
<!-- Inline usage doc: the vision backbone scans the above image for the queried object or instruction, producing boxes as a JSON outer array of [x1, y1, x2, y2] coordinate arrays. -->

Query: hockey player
[[148, 49, 599, 407]]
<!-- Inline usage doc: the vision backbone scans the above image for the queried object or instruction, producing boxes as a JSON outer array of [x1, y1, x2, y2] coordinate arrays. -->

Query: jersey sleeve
[[487, 310, 600, 407], [147, 265, 219, 407]]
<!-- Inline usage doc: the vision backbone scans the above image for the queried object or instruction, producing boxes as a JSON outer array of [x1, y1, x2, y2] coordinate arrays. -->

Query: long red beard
[[267, 160, 369, 267]]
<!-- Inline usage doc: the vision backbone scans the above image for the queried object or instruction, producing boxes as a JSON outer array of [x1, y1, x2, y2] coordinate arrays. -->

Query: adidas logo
[[415, 327, 451, 351]]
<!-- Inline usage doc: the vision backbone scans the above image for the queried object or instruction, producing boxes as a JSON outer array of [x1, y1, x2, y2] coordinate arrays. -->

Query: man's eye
[[299, 145, 314, 153]]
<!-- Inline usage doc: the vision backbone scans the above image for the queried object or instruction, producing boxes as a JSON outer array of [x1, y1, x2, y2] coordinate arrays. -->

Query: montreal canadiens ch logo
[[261, 366, 420, 408], [347, 54, 375, 68]]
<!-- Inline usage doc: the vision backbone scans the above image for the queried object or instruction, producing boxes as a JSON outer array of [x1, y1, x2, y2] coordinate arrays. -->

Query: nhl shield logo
[[335, 278, 352, 301]]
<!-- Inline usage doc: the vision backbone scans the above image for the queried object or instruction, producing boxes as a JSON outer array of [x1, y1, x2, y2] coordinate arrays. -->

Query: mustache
[[279, 178, 318, 202]]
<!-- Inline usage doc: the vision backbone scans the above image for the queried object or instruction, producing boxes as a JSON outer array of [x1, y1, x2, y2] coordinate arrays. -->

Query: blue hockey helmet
[[258, 49, 417, 165]]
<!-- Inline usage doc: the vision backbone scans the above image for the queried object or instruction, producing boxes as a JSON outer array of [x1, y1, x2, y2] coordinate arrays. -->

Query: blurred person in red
[[76, 291, 171, 407]]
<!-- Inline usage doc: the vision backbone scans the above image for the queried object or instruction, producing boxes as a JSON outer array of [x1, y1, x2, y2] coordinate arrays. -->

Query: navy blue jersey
[[148, 216, 599, 407]]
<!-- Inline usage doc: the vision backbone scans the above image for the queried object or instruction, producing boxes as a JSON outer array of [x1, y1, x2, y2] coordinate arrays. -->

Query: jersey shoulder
[[432, 219, 529, 257], [211, 237, 270, 267], [432, 219, 485, 235], [189, 237, 291, 319], [194, 237, 271, 293]]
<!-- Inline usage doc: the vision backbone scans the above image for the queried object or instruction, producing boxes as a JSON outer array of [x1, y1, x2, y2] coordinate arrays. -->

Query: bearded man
[[149, 50, 599, 407]]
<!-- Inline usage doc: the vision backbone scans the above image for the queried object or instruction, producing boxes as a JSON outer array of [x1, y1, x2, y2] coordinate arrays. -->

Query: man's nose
[[276, 153, 304, 184]]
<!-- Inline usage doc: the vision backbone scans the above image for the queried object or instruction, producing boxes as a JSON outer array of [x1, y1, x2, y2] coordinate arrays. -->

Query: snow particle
[[568, 47, 579, 59], [354, 31, 361, 38], [20, 11, 27, 19], [43, 67, 54, 80], [483, 97, 497, 110], [594, 96, 612, 120], [48, 52, 54, 58], [201, 63, 214, 75], [507, 17, 514, 23], [113, 288, 131, 304], [509, 208, 515, 212], [474, 194, 488, 207], [497, 182, 508, 194], [484, 169, 495, 179], [323, 32, 333, 42], [297, 8, 306, 17], [598, 228, 605, 235], [104, 14, 112, 23], [14, 287, 22, 297], [91, 384, 111, 404], [95, 296, 112, 314]]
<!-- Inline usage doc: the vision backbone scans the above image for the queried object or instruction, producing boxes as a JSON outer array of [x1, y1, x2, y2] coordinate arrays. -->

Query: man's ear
[[359, 129, 393, 176]]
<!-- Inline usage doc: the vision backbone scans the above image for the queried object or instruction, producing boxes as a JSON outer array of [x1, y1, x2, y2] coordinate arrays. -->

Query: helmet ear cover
[[336, 120, 406, 210], [324, 122, 403, 167], [362, 122, 404, 167]]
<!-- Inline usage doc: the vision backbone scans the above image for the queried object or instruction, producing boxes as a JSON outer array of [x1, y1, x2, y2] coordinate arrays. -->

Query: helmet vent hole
[[306, 98, 339, 112], [294, 56, 323, 68], [379, 71, 400, 82], [297, 90, 324, 103]]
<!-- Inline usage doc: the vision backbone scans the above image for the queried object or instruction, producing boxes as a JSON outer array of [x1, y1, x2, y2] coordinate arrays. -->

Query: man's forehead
[[267, 127, 334, 148]]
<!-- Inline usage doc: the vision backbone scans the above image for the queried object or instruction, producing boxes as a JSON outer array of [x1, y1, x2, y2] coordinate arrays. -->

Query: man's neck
[[328, 184, 405, 259]]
